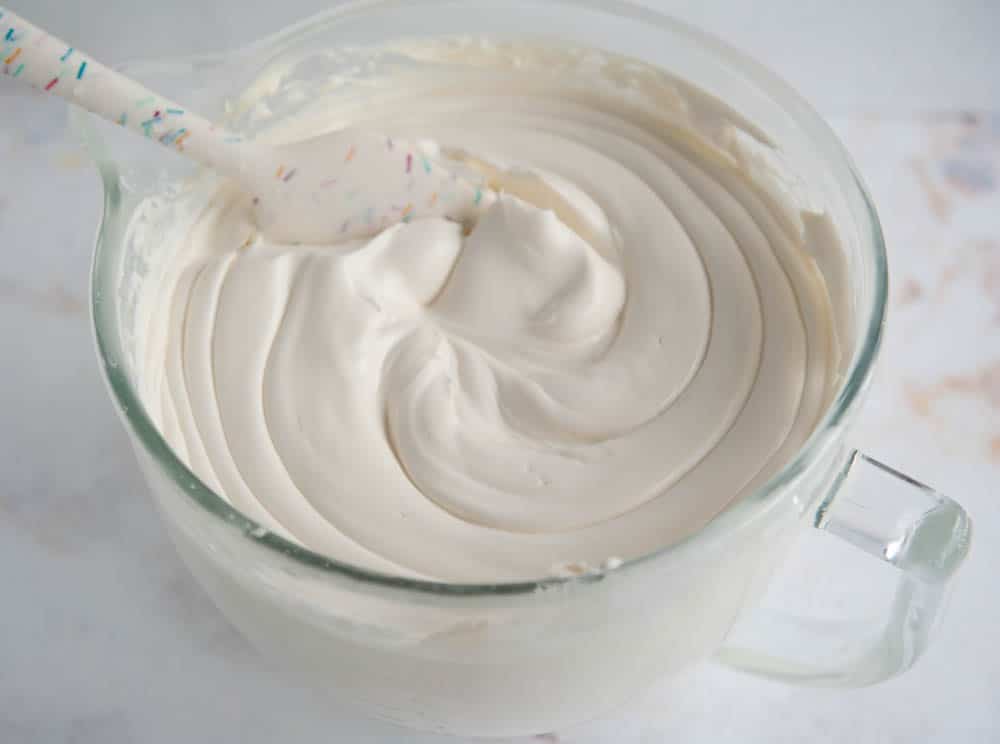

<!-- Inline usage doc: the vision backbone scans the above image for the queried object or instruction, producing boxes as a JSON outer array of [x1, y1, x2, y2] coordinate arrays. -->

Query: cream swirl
[[136, 40, 839, 582]]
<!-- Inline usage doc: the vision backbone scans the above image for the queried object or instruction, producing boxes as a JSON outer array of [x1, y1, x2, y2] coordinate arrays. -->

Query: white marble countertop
[[2, 53, 998, 744]]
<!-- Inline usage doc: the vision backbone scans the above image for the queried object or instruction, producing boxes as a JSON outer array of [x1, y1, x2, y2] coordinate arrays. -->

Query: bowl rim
[[87, 0, 887, 598]]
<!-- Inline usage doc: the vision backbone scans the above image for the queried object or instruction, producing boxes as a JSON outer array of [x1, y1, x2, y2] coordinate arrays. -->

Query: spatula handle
[[1, 6, 249, 176]]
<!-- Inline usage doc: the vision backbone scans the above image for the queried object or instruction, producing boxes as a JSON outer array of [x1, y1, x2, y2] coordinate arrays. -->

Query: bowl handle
[[716, 451, 971, 686]]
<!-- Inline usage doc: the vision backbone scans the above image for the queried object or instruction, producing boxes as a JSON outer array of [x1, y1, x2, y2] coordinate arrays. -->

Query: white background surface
[[2, 1, 998, 742], [10, 0, 1000, 113]]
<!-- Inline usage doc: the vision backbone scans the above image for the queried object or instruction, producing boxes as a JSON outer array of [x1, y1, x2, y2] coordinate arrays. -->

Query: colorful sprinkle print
[[1, 11, 202, 157], [345, 144, 357, 163], [157, 128, 187, 146], [282, 168, 298, 182], [474, 187, 483, 205], [406, 153, 413, 174], [422, 156, 432, 174]]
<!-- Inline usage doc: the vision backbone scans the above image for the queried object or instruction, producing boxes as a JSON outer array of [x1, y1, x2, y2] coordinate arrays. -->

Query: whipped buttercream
[[133, 39, 840, 582]]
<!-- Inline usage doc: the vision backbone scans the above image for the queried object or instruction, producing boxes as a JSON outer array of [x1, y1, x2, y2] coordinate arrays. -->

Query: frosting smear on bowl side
[[134, 39, 841, 582]]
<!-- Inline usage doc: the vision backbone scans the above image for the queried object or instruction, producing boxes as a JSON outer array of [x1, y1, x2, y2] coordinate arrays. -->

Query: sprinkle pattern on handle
[[0, 6, 248, 177]]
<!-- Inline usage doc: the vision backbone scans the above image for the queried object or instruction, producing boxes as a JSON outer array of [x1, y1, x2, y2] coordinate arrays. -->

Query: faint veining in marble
[[921, 111, 999, 200], [945, 362, 997, 406], [942, 363, 1000, 407], [52, 147, 89, 171], [1, 454, 141, 555], [926, 240, 1000, 313], [941, 112, 997, 196], [900, 112, 1000, 239], [974, 238, 1000, 322], [989, 435, 1000, 463], [897, 278, 925, 306], [903, 384, 933, 418], [884, 111, 1000, 463], [904, 362, 1000, 419], [943, 158, 996, 195], [910, 158, 953, 221], [934, 264, 961, 300], [0, 276, 86, 316]]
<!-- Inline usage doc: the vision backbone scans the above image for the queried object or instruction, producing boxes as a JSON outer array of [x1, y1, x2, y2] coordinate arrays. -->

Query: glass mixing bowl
[[78, 0, 971, 737]]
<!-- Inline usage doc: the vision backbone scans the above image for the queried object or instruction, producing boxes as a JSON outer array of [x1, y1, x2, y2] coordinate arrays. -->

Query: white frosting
[[134, 40, 839, 582]]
